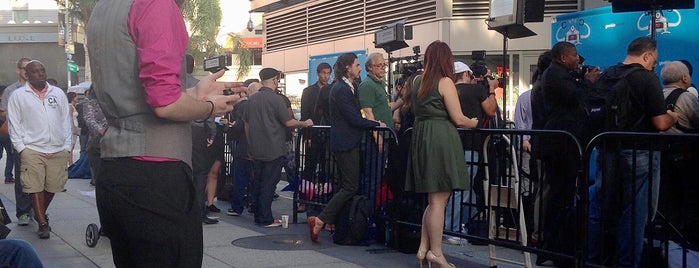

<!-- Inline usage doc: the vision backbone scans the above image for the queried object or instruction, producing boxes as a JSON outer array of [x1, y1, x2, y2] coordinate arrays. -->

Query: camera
[[574, 65, 598, 80], [397, 61, 422, 76], [394, 46, 423, 78], [203, 55, 230, 73]]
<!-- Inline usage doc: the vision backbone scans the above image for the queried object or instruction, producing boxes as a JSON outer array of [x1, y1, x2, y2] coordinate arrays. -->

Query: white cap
[[454, 61, 472, 74]]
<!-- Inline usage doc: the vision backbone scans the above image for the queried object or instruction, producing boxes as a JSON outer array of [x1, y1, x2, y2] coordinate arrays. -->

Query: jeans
[[445, 150, 479, 233], [252, 157, 284, 226], [667, 240, 699, 268], [361, 138, 387, 208], [588, 149, 660, 268], [12, 149, 31, 218], [0, 239, 43, 268], [229, 158, 252, 214], [0, 137, 13, 179], [283, 141, 298, 184]]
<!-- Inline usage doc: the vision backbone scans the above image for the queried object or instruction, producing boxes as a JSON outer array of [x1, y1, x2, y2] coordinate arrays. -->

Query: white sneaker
[[444, 236, 464, 245], [264, 219, 282, 228], [17, 214, 31, 226]]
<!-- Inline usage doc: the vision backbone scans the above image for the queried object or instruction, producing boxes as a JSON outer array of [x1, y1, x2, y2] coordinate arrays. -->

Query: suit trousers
[[318, 147, 360, 224]]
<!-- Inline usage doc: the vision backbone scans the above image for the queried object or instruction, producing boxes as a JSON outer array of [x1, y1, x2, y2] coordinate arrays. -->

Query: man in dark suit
[[308, 53, 385, 241]]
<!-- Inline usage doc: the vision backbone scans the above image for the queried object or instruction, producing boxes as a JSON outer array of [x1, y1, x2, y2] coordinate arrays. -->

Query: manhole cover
[[232, 234, 335, 251]]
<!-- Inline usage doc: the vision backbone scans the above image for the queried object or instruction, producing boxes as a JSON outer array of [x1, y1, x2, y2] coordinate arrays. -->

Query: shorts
[[20, 148, 69, 193]]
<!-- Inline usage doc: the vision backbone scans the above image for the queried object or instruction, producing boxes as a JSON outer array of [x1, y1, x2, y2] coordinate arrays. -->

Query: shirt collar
[[28, 82, 48, 93], [342, 77, 355, 91]]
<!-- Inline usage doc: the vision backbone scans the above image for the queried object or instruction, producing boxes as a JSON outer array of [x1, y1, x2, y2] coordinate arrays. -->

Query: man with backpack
[[587, 37, 680, 268], [537, 41, 600, 266]]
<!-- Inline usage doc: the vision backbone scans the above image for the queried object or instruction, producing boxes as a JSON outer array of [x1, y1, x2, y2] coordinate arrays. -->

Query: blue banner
[[308, 50, 367, 86], [552, 2, 699, 72]]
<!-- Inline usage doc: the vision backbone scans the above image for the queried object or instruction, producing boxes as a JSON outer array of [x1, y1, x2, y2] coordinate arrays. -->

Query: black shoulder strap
[[665, 88, 685, 111], [664, 88, 697, 133]]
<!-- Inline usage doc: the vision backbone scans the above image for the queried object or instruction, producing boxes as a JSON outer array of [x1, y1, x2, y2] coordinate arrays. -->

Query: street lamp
[[247, 11, 254, 32]]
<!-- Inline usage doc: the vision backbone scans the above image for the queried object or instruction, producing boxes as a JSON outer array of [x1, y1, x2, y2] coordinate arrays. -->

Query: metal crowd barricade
[[292, 126, 397, 224], [583, 132, 699, 268], [440, 128, 583, 267]]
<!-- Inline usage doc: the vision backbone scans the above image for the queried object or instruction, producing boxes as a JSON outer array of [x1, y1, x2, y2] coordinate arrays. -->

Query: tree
[[224, 33, 253, 81], [181, 0, 222, 68], [57, 0, 252, 81], [55, 0, 95, 25]]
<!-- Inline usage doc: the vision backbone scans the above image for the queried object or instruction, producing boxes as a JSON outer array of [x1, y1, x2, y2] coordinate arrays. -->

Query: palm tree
[[181, 0, 222, 67], [58, 0, 252, 80], [224, 33, 254, 81]]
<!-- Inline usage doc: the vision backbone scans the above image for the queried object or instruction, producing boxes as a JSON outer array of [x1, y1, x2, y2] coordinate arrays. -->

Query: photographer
[[537, 41, 600, 266]]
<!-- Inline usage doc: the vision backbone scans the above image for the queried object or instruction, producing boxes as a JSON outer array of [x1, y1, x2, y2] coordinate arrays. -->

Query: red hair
[[418, 41, 455, 98]]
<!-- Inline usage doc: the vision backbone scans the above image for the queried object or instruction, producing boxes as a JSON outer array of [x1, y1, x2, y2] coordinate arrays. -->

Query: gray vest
[[87, 0, 192, 166]]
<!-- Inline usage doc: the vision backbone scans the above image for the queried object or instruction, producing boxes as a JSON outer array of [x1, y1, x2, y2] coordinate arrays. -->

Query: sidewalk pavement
[[0, 162, 536, 267]]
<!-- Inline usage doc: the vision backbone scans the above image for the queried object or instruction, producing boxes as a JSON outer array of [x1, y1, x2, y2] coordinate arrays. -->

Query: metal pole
[[650, 8, 657, 41], [502, 33, 508, 122], [387, 51, 393, 99]]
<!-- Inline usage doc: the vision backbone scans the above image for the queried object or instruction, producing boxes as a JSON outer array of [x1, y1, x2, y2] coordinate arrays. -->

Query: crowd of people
[[0, 1, 695, 267]]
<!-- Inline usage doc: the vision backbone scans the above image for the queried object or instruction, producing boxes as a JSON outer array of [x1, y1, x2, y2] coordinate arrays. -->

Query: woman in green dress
[[406, 41, 479, 268]]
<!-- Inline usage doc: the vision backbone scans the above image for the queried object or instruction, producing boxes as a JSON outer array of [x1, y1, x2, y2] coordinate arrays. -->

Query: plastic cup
[[281, 215, 289, 228]]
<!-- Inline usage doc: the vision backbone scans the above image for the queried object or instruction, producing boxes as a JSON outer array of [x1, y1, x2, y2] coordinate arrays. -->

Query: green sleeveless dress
[[405, 79, 469, 193]]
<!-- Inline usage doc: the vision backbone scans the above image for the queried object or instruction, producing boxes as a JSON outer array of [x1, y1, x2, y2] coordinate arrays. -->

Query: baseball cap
[[259, 68, 281, 81], [454, 61, 472, 74]]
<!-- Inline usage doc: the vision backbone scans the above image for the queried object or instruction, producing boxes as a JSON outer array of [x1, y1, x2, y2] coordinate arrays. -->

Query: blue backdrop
[[308, 50, 367, 86], [552, 2, 699, 73]]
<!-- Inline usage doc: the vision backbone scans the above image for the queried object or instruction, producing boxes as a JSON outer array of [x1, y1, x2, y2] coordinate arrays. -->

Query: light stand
[[487, 24, 536, 122]]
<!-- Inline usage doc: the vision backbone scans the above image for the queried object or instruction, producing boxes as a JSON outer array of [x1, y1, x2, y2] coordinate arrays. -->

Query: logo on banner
[[637, 10, 681, 35], [556, 19, 591, 45]]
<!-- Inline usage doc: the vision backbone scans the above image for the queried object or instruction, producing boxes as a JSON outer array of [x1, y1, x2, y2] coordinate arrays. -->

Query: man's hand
[[522, 140, 531, 153], [667, 110, 680, 124], [584, 68, 601, 84], [192, 70, 246, 100], [303, 119, 314, 128], [206, 138, 214, 147], [208, 94, 241, 117]]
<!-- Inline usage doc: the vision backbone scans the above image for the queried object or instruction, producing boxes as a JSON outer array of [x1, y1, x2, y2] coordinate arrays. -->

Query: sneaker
[[227, 209, 241, 216], [37, 223, 51, 239], [4, 178, 13, 184], [17, 214, 31, 226], [444, 236, 464, 245], [207, 204, 221, 213], [263, 219, 282, 228]]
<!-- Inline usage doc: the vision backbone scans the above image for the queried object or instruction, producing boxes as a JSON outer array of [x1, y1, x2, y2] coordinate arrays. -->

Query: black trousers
[[96, 158, 202, 268]]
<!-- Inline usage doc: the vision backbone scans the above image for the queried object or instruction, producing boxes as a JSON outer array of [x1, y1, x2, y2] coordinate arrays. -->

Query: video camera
[[203, 55, 231, 73], [394, 46, 423, 79]]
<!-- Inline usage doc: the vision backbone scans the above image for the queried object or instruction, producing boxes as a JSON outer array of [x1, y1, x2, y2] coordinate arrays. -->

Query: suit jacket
[[329, 79, 379, 152]]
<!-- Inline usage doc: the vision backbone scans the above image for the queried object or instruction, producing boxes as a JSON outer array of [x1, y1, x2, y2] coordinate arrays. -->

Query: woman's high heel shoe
[[426, 251, 455, 268], [416, 250, 426, 268]]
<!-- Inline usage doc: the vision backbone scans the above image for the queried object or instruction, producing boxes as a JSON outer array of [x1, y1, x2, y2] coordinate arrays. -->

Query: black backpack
[[333, 195, 372, 245], [583, 66, 645, 140]]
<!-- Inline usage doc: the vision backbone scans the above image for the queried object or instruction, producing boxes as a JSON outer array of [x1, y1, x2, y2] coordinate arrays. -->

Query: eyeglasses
[[18, 67, 25, 70], [372, 62, 387, 68]]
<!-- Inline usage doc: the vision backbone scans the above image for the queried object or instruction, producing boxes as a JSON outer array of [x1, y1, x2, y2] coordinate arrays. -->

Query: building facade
[[0, 0, 86, 89], [251, 0, 610, 117]]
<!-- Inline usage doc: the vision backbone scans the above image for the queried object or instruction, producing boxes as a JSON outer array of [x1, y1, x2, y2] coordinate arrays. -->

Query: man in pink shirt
[[87, 0, 242, 266]]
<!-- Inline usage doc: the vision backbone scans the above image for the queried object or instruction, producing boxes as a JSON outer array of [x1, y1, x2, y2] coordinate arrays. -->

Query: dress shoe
[[308, 216, 323, 242], [202, 216, 219, 225]]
